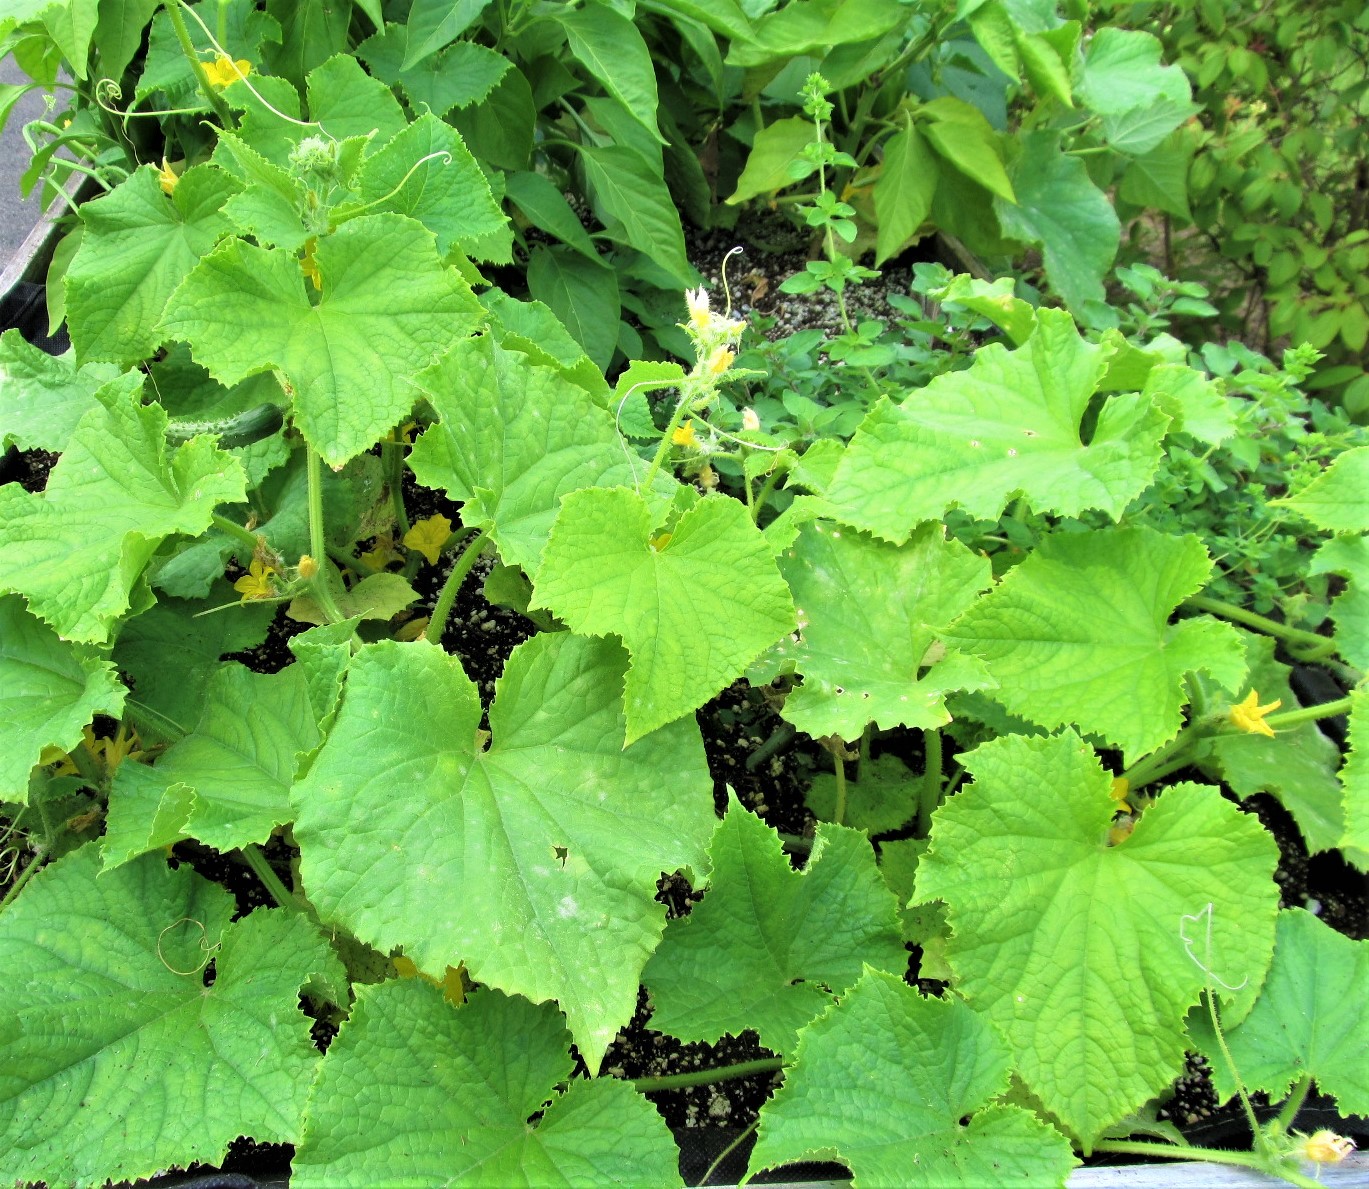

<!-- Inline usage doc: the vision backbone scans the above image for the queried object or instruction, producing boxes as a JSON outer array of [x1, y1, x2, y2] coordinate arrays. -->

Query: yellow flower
[[1230, 689, 1282, 738], [233, 557, 277, 600], [393, 955, 466, 1006], [672, 421, 697, 447], [403, 514, 453, 565], [300, 237, 322, 290], [203, 54, 251, 88], [297, 554, 319, 580], [1109, 776, 1133, 813], [741, 407, 761, 432], [705, 346, 735, 376], [685, 286, 712, 333], [157, 157, 179, 196], [1293, 1129, 1355, 1165]]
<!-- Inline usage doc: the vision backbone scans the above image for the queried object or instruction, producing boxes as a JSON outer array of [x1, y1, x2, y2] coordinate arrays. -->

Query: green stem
[[918, 727, 943, 837], [427, 530, 489, 646], [1275, 1074, 1314, 1135], [831, 748, 848, 826], [642, 385, 698, 494], [68, 742, 105, 792], [745, 722, 795, 772], [381, 439, 411, 537], [751, 465, 786, 523], [1185, 595, 1331, 653], [632, 1057, 784, 1093], [211, 513, 262, 554], [163, 0, 234, 126], [700, 1118, 759, 1186], [0, 845, 46, 914], [1093, 1139, 1322, 1187], [305, 445, 348, 625], [1207, 983, 1269, 1159], [123, 698, 190, 744], [237, 844, 300, 912], [1121, 724, 1200, 790], [1265, 696, 1353, 730]]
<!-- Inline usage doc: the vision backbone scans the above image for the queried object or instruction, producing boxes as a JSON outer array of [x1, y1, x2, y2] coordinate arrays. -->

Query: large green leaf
[[0, 595, 125, 803], [748, 969, 1078, 1187], [0, 846, 342, 1188], [349, 112, 508, 261], [948, 527, 1246, 762], [1274, 445, 1369, 534], [0, 329, 119, 452], [292, 632, 713, 1069], [824, 308, 1168, 541], [1343, 690, 1369, 865], [1119, 132, 1194, 220], [65, 164, 240, 366], [358, 23, 509, 117], [0, 383, 246, 643], [1309, 534, 1369, 672], [295, 981, 682, 1187], [109, 662, 317, 856], [532, 487, 795, 744], [1198, 910, 1369, 1116], [577, 144, 693, 287], [726, 0, 908, 68], [1080, 27, 1192, 116], [407, 335, 657, 571], [643, 799, 904, 1056], [914, 731, 1280, 1147], [996, 132, 1119, 313], [872, 115, 938, 264], [526, 244, 621, 371], [263, 0, 348, 88], [558, 3, 664, 146], [161, 213, 483, 467], [766, 520, 991, 741], [1192, 634, 1344, 855], [919, 96, 1015, 204], [303, 53, 408, 143], [402, 0, 492, 67], [729, 116, 817, 204], [112, 586, 274, 740]]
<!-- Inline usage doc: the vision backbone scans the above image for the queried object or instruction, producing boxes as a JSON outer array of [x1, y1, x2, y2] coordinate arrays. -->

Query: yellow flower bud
[[705, 346, 735, 376], [157, 157, 179, 196], [741, 407, 760, 432], [297, 554, 319, 580]]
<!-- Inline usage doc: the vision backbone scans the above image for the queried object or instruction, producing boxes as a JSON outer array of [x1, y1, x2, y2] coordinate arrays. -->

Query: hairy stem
[[831, 748, 848, 826], [632, 1056, 784, 1093], [237, 844, 300, 912], [305, 445, 348, 625], [1265, 696, 1353, 730], [211, 512, 262, 554], [163, 0, 234, 125], [1093, 1139, 1321, 1187], [427, 530, 489, 646], [0, 845, 46, 914], [918, 727, 943, 837], [381, 438, 411, 537], [1184, 595, 1331, 653]]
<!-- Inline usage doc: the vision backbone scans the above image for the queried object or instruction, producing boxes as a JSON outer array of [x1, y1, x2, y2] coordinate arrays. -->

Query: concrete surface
[[0, 55, 58, 261]]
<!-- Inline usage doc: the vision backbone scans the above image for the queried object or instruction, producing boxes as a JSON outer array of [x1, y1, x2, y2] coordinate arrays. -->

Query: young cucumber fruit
[[163, 403, 284, 449]]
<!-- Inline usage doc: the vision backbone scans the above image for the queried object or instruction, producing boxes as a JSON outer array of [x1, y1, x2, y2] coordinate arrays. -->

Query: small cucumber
[[164, 403, 285, 449]]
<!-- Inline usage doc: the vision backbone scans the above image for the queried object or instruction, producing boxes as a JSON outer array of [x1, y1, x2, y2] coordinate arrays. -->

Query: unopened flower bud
[[741, 407, 760, 432], [705, 347, 735, 376], [298, 554, 319, 580]]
